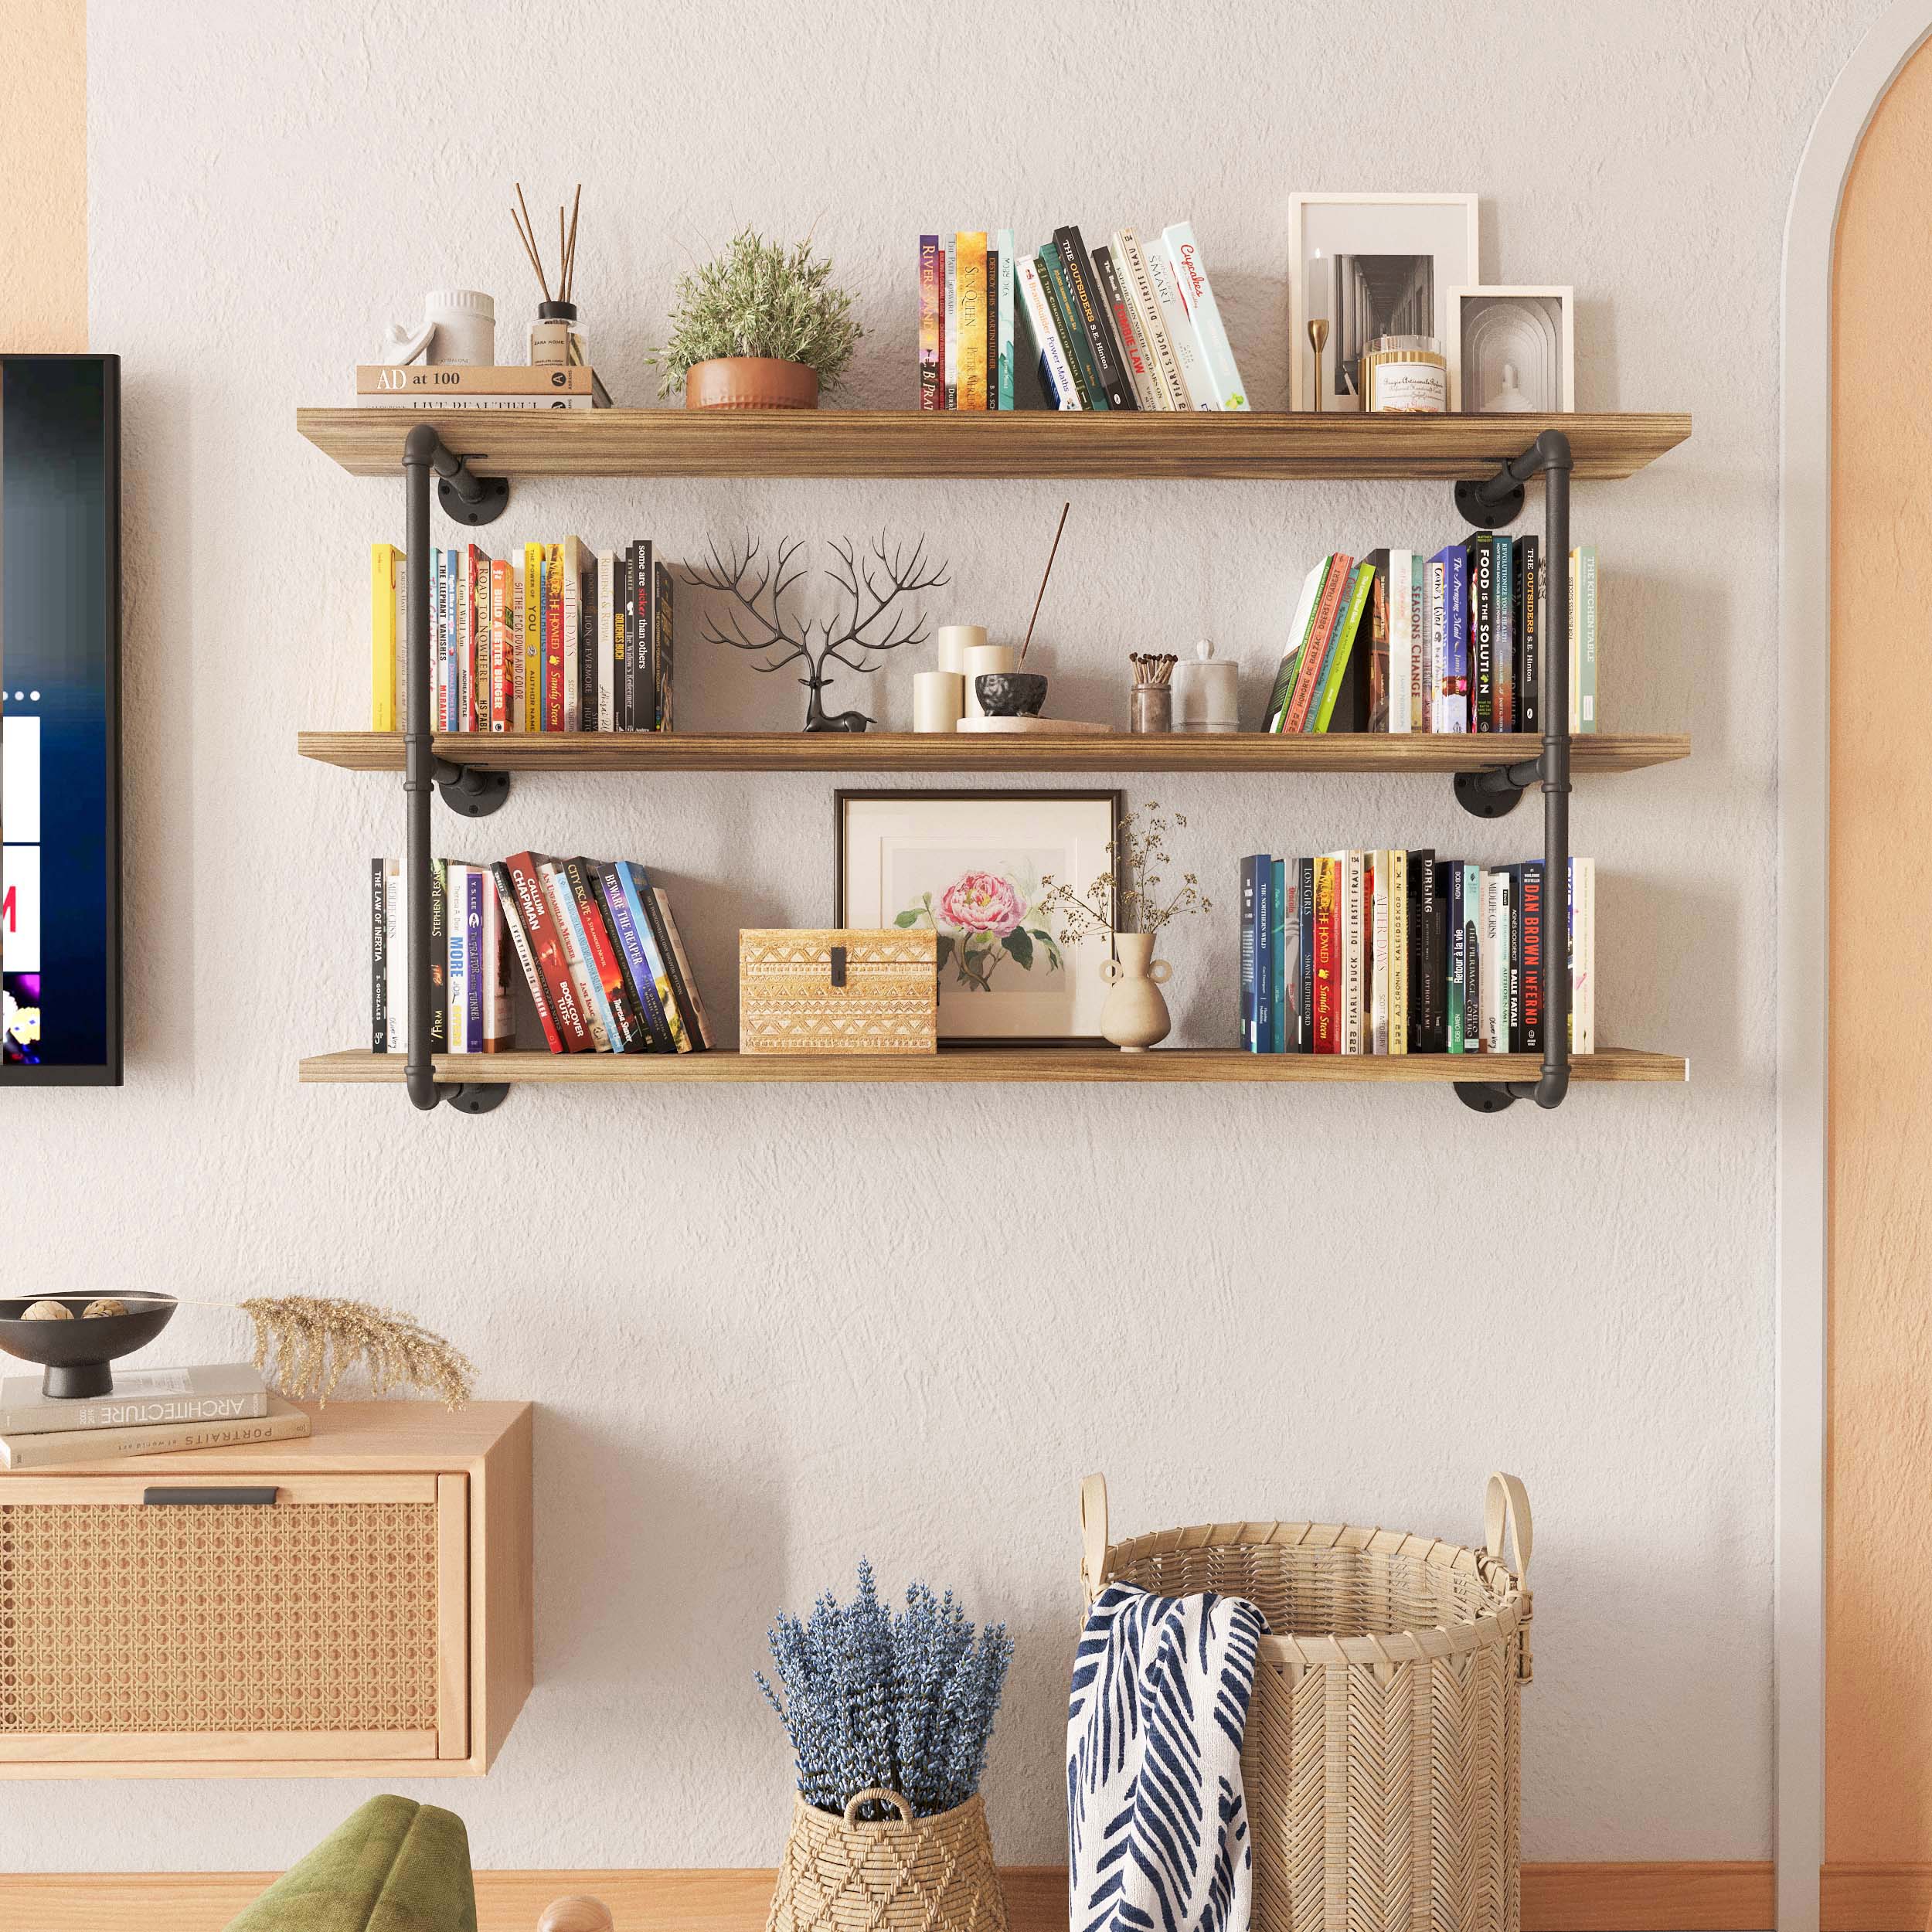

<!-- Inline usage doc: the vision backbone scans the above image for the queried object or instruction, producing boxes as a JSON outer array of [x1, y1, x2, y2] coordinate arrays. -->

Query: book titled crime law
[[0, 1396, 308, 1470], [0, 1362, 269, 1438]]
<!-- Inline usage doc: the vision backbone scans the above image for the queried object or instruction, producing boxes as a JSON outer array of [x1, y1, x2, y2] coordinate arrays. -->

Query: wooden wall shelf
[[298, 729, 1691, 777], [301, 1046, 1687, 1087], [296, 408, 1691, 482]]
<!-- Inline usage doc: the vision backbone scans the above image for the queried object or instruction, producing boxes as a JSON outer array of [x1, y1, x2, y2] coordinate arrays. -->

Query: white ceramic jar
[[423, 290, 496, 366]]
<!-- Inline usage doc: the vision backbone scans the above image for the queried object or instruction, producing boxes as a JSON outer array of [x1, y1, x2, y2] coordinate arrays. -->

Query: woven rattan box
[[1080, 1471, 1533, 1932]]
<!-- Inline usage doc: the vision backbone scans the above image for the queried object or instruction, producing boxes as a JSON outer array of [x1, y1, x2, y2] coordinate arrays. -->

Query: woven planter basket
[[1081, 1472, 1533, 1932], [767, 1788, 1009, 1932]]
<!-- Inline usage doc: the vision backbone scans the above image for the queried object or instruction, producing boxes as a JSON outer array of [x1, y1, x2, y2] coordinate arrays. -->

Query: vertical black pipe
[[403, 427, 443, 1111], [1536, 430, 1573, 1107]]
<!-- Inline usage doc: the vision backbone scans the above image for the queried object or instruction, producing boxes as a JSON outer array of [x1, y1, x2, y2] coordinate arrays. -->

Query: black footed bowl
[[0, 1293, 177, 1400], [975, 672, 1049, 718]]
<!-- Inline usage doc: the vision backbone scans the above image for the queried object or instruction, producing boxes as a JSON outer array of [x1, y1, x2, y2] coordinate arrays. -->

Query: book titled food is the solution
[[0, 1395, 308, 1470], [0, 1362, 268, 1437]]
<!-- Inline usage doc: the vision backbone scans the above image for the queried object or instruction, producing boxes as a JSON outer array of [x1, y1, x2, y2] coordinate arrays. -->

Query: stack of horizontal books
[[355, 364, 613, 411], [0, 1364, 308, 1470]]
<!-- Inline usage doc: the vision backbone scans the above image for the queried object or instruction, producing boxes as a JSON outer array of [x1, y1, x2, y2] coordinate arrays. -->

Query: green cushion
[[223, 1794, 478, 1932]]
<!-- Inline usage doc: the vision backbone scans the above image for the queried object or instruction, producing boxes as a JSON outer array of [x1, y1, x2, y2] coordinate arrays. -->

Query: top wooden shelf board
[[295, 408, 1692, 483]]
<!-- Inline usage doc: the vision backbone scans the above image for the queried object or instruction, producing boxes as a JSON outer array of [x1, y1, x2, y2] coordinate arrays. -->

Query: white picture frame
[[1445, 285, 1575, 413], [1287, 193, 1480, 412]]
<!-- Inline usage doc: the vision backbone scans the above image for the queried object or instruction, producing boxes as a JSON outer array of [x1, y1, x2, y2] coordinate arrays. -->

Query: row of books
[[918, 223, 1247, 413], [1239, 852, 1597, 1056], [0, 1363, 306, 1471], [1264, 541, 1600, 736], [371, 852, 715, 1057], [370, 539, 672, 734], [353, 363, 614, 411]]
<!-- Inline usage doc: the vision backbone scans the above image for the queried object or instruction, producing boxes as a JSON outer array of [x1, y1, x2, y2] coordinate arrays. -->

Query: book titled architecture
[[0, 1395, 308, 1470], [0, 1362, 269, 1437]]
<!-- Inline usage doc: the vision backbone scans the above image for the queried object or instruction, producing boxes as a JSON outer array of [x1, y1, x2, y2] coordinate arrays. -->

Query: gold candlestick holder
[[1306, 318, 1330, 413]]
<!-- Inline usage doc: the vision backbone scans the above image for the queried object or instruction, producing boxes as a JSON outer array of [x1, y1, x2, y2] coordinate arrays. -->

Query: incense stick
[[1020, 501, 1070, 664]]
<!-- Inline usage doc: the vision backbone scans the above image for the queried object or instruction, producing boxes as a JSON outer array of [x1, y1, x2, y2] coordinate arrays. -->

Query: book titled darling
[[0, 1362, 268, 1437]]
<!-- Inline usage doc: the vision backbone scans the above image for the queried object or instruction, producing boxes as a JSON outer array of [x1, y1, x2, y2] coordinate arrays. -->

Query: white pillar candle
[[913, 670, 965, 733], [935, 624, 987, 676], [963, 643, 1017, 717]]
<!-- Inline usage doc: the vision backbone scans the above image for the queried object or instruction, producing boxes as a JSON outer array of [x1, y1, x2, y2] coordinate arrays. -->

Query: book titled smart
[[0, 1396, 309, 1471], [0, 1362, 268, 1437]]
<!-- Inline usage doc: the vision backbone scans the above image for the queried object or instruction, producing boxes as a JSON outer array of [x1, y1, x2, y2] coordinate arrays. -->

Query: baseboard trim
[[1821, 1862, 1932, 1931], [0, 1859, 1795, 1932]]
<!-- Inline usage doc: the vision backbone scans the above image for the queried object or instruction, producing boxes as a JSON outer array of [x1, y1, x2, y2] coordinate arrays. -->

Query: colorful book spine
[[1160, 223, 1249, 410], [1466, 532, 1495, 733], [615, 862, 693, 1052], [464, 868, 485, 1052], [490, 557, 512, 730], [459, 544, 478, 730], [1413, 849, 1439, 1050], [427, 856, 447, 1052], [1284, 556, 1353, 733], [919, 236, 942, 410], [1492, 533, 1515, 732], [1015, 256, 1080, 409], [1312, 855, 1338, 1053], [1461, 862, 1482, 1052], [560, 536, 586, 730], [1369, 852, 1389, 1055], [481, 871, 512, 1051], [1141, 239, 1209, 410], [1313, 562, 1376, 733], [944, 236, 957, 409], [492, 860, 562, 1053], [1444, 860, 1465, 1053], [564, 857, 642, 1050], [1297, 856, 1315, 1053], [1426, 555, 1446, 732], [1270, 858, 1287, 1056], [625, 539, 649, 730], [612, 553, 628, 730], [1341, 852, 1366, 1054], [594, 860, 672, 1050], [595, 551, 615, 733], [1240, 855, 1258, 1051], [523, 543, 544, 733], [1434, 544, 1470, 733], [369, 858, 388, 1052], [1518, 536, 1540, 735], [1519, 860, 1545, 1051], [1037, 243, 1103, 409], [538, 857, 611, 1051], [505, 852, 590, 1050], [371, 543, 403, 730], [955, 232, 988, 410], [1114, 228, 1187, 410], [1093, 244, 1162, 410], [545, 542, 565, 729], [1055, 226, 1134, 410], [995, 229, 1015, 410], [445, 862, 469, 1053]]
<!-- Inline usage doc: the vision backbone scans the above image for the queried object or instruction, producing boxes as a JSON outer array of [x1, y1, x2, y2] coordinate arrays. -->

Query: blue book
[[547, 863, 624, 1051], [594, 862, 672, 1051], [616, 861, 694, 1053], [1270, 859, 1288, 1054], [1255, 858, 1274, 1054], [1431, 544, 1469, 733], [1240, 856, 1259, 1051]]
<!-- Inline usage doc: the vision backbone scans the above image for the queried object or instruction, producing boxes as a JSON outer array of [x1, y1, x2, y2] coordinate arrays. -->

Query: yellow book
[[524, 542, 545, 733], [955, 231, 988, 410], [371, 543, 403, 730]]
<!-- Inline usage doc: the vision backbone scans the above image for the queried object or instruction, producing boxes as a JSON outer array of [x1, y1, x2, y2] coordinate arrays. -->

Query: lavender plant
[[757, 1560, 1013, 1820]]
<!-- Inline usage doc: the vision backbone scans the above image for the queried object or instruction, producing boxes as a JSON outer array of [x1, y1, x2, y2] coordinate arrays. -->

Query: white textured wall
[[0, 0, 1876, 1876]]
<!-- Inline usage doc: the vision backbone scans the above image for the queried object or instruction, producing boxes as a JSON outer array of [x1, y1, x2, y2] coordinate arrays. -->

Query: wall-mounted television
[[1, 355, 121, 1083]]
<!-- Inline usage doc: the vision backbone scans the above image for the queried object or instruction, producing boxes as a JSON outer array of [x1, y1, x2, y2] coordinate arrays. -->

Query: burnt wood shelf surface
[[298, 729, 1690, 777], [296, 407, 1691, 481], [301, 1046, 1687, 1087]]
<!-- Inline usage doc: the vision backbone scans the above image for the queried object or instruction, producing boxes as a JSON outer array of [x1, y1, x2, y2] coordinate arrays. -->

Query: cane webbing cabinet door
[[0, 1400, 532, 1778]]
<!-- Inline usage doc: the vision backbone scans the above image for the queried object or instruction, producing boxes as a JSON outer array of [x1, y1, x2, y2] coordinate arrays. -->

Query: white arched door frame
[[1779, 8, 1932, 1930]]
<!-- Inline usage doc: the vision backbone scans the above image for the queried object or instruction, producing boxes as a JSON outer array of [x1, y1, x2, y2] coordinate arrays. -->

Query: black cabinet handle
[[142, 1486, 278, 1506]]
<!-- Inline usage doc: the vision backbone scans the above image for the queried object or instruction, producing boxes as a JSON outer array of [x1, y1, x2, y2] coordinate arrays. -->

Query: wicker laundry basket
[[1080, 1472, 1533, 1932], [767, 1788, 1009, 1932]]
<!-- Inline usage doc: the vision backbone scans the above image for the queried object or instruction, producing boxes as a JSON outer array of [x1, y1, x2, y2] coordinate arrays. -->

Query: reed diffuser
[[512, 182, 587, 367]]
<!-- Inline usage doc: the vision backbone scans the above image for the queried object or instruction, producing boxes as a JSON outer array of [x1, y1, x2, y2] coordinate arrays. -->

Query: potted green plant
[[651, 229, 861, 410]]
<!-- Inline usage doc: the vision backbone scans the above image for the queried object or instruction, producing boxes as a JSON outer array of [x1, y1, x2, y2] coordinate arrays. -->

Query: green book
[[1037, 243, 1107, 410], [1267, 556, 1333, 733], [1313, 563, 1377, 733]]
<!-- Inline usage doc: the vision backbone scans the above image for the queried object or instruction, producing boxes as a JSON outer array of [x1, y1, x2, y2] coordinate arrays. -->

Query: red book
[[490, 558, 511, 731], [503, 851, 590, 1051], [545, 544, 565, 729], [1312, 854, 1338, 1053], [490, 862, 561, 1053], [464, 544, 483, 733], [1284, 554, 1353, 734]]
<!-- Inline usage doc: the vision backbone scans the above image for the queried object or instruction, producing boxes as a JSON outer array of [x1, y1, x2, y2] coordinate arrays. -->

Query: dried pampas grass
[[240, 1295, 474, 1409]]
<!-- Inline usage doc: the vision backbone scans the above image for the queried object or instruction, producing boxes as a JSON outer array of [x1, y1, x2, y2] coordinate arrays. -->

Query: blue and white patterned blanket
[[1067, 1580, 1267, 1932]]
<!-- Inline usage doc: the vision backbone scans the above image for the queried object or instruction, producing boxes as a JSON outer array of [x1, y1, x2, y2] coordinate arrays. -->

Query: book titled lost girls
[[0, 1362, 269, 1437]]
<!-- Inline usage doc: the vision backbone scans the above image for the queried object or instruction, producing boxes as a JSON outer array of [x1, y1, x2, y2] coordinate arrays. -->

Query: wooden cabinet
[[0, 1400, 531, 1777]]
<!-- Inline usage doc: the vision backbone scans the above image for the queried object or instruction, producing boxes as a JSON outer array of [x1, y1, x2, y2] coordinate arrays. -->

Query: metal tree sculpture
[[682, 532, 951, 732]]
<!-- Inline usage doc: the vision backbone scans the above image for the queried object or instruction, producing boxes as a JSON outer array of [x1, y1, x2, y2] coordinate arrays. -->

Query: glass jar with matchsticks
[[1129, 653, 1177, 733]]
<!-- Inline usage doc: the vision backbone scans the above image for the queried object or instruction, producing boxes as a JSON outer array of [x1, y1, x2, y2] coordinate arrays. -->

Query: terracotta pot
[[685, 357, 820, 410], [1098, 933, 1172, 1052]]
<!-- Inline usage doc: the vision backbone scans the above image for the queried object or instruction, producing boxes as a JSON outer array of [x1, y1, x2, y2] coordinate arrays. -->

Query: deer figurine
[[682, 532, 951, 734]]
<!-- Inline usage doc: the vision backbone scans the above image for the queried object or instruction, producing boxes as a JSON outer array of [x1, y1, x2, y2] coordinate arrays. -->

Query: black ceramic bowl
[[0, 1293, 177, 1400], [975, 672, 1049, 718]]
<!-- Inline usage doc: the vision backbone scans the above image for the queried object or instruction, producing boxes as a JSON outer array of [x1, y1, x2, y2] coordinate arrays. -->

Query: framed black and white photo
[[1446, 286, 1575, 413], [1287, 194, 1480, 413], [835, 789, 1120, 1044]]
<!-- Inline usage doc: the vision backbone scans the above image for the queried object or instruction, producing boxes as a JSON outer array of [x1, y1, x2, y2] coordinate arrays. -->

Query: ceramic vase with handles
[[1098, 933, 1172, 1051]]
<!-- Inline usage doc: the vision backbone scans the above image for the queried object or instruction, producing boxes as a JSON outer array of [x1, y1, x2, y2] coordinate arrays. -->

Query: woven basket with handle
[[767, 1787, 1009, 1932], [1081, 1471, 1533, 1932]]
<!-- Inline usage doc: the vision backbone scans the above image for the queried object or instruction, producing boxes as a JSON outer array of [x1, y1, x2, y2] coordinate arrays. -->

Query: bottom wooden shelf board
[[300, 1046, 1685, 1086]]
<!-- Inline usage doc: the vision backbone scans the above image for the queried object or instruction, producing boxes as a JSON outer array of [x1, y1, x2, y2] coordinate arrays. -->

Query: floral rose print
[[937, 870, 1026, 936]]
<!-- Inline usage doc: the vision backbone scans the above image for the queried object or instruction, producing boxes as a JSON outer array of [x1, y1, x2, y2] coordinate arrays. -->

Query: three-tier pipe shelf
[[294, 407, 1692, 1115]]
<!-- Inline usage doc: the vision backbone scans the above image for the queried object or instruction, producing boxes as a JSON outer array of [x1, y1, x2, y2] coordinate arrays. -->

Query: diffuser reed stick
[[1021, 501, 1071, 664], [512, 182, 584, 304]]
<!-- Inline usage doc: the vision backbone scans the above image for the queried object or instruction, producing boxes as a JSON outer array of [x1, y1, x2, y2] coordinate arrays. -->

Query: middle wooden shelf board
[[298, 729, 1690, 777]]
